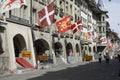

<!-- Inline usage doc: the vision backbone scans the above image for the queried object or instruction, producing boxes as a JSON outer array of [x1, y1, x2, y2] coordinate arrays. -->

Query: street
[[1, 59, 120, 80], [27, 59, 120, 80]]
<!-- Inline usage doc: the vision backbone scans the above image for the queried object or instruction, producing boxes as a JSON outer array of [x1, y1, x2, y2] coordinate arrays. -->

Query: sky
[[102, 0, 120, 37]]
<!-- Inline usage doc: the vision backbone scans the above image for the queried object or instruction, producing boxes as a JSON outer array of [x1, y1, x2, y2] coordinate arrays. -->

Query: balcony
[[7, 15, 29, 26], [97, 21, 106, 27]]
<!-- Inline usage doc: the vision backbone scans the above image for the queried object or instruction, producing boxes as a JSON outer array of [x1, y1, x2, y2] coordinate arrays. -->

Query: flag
[[108, 40, 113, 49], [87, 31, 92, 36], [99, 37, 107, 44], [56, 16, 71, 33], [81, 27, 87, 32], [92, 31, 94, 36], [0, 0, 26, 13], [71, 20, 82, 34], [38, 2, 54, 27], [92, 31, 98, 42], [84, 32, 88, 42]]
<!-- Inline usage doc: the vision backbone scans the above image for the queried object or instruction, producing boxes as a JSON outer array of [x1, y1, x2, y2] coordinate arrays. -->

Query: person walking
[[117, 54, 120, 62], [98, 53, 102, 63], [105, 52, 110, 63]]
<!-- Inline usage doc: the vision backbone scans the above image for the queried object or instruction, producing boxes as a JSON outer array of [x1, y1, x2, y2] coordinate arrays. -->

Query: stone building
[[0, 0, 110, 73]]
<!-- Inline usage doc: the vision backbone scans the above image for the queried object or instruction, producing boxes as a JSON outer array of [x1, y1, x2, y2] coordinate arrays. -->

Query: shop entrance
[[13, 34, 26, 57]]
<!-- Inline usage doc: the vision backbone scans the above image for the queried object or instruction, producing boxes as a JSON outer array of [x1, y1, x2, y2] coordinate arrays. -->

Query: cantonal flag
[[0, 0, 26, 13], [71, 20, 82, 34], [38, 2, 54, 28], [56, 16, 71, 33]]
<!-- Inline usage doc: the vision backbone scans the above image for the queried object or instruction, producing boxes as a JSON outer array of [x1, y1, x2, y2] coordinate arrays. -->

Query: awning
[[16, 57, 34, 69]]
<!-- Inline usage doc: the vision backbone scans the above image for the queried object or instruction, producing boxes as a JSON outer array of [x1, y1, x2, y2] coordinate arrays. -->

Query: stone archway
[[89, 46, 91, 52], [13, 34, 26, 57], [0, 34, 4, 54], [34, 39, 49, 55], [34, 39, 51, 63], [54, 42, 63, 57], [93, 46, 96, 53], [66, 43, 73, 56], [76, 44, 80, 53]]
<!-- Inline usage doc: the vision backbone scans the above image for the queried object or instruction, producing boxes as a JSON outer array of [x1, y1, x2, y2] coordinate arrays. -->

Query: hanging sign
[[21, 51, 32, 57]]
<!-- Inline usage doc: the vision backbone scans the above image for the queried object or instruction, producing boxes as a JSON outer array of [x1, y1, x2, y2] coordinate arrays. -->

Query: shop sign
[[21, 51, 32, 57]]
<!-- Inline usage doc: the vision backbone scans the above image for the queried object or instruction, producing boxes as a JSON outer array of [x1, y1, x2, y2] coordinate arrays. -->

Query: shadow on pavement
[[27, 59, 120, 80]]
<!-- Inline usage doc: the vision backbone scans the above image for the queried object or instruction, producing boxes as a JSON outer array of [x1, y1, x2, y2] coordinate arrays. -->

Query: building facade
[[0, 0, 115, 74]]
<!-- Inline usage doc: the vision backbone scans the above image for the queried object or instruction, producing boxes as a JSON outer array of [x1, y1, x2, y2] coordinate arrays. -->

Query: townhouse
[[0, 0, 117, 74]]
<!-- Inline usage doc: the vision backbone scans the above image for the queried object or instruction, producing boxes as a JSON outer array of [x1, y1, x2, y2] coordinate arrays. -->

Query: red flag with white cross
[[71, 20, 83, 34], [38, 2, 54, 28]]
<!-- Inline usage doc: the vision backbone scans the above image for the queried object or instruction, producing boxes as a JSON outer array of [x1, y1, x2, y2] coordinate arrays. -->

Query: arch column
[[6, 26, 16, 71]]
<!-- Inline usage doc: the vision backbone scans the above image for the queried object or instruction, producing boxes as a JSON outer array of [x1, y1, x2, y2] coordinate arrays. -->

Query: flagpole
[[30, 0, 32, 25], [30, 0, 38, 68]]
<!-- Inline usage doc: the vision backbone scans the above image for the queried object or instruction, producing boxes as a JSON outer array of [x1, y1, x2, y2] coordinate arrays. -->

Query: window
[[20, 5, 27, 18], [85, 46, 87, 50], [103, 27, 105, 33], [60, 0, 62, 5], [99, 27, 102, 33], [32, 8, 37, 24], [9, 10, 11, 16], [103, 16, 105, 21], [75, 14, 77, 22], [66, 6, 68, 11]]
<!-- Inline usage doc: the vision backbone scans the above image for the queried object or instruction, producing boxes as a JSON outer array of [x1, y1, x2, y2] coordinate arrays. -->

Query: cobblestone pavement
[[0, 59, 120, 80]]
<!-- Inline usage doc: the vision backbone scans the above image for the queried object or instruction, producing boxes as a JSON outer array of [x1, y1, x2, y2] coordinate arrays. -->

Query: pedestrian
[[117, 54, 120, 62], [119, 69, 120, 77], [98, 53, 102, 63], [105, 52, 110, 63]]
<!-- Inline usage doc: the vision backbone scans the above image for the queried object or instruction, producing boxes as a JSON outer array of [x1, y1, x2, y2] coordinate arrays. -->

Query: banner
[[0, 0, 26, 13], [71, 20, 82, 34], [38, 2, 54, 27], [56, 16, 71, 33]]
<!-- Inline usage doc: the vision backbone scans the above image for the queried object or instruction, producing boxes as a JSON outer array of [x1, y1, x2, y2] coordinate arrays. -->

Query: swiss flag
[[38, 2, 54, 28], [56, 16, 71, 33], [71, 20, 82, 34]]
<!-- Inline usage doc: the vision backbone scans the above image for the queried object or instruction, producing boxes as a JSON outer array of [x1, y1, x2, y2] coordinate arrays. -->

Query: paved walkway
[[0, 61, 90, 80], [1, 59, 120, 80]]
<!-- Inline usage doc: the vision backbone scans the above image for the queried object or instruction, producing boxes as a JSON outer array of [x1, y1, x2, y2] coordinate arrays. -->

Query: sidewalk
[[0, 60, 95, 80]]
